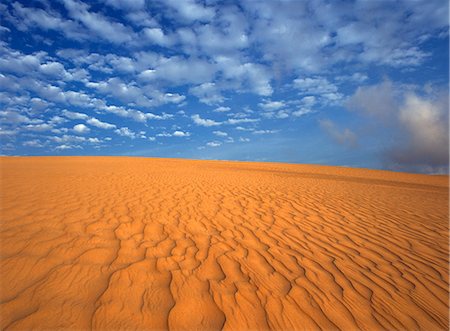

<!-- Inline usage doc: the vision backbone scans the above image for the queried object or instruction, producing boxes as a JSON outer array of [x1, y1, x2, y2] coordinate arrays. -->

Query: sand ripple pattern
[[0, 157, 448, 330]]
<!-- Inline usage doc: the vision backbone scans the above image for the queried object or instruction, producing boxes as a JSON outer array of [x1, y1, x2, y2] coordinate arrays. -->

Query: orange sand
[[0, 156, 448, 330]]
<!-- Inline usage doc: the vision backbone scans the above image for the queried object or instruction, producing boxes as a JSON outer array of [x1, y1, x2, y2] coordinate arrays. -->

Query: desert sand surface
[[0, 156, 448, 331]]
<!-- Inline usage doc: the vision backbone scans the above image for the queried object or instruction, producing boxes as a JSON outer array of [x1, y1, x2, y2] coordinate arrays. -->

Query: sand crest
[[0, 157, 448, 330]]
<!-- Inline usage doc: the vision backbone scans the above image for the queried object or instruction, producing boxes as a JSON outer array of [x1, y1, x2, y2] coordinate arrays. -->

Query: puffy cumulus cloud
[[258, 100, 285, 111], [52, 134, 86, 144], [73, 123, 90, 134], [292, 108, 313, 117], [161, 0, 215, 23], [49, 116, 66, 125], [137, 56, 216, 86], [62, 110, 88, 120], [0, 110, 31, 124], [346, 81, 449, 172], [25, 123, 54, 131], [143, 27, 174, 47], [0, 128, 18, 136], [0, 43, 72, 81], [86, 117, 116, 129], [39, 62, 71, 79], [87, 137, 101, 143], [155, 92, 185, 105], [86, 77, 152, 106], [214, 57, 273, 96], [4, 0, 447, 75], [55, 144, 82, 150], [62, 0, 134, 44], [319, 119, 358, 148], [172, 130, 190, 137], [23, 139, 44, 147], [226, 118, 258, 125], [213, 131, 227, 137], [115, 127, 136, 139], [191, 114, 221, 127], [156, 130, 190, 137], [189, 83, 225, 105], [252, 130, 278, 135], [214, 106, 230, 113], [293, 77, 343, 104], [5, 2, 88, 41], [242, 0, 447, 72], [206, 141, 221, 147], [100, 105, 172, 123]]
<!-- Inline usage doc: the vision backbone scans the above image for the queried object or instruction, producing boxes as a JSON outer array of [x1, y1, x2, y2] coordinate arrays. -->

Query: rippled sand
[[0, 157, 448, 330]]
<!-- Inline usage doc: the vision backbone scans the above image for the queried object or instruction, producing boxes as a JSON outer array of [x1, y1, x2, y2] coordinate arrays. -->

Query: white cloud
[[0, 110, 31, 124], [39, 61, 70, 79], [86, 77, 152, 106], [49, 116, 66, 125], [62, 0, 134, 44], [86, 117, 116, 129], [101, 104, 172, 122], [253, 130, 278, 134], [300, 96, 316, 107], [294, 77, 338, 95], [25, 123, 53, 131], [23, 139, 43, 147], [62, 110, 89, 120], [213, 131, 227, 137], [8, 2, 88, 41], [73, 123, 90, 133], [191, 114, 221, 127], [292, 108, 313, 117], [163, 0, 215, 22], [293, 76, 343, 104], [258, 100, 285, 111], [206, 141, 221, 147], [226, 118, 258, 125], [87, 137, 101, 143], [143, 27, 173, 47], [55, 144, 81, 150], [156, 132, 172, 137], [0, 128, 18, 136], [145, 112, 174, 120], [53, 135, 86, 144], [214, 106, 231, 112], [115, 127, 136, 138], [172, 130, 190, 137], [138, 57, 215, 86], [189, 83, 224, 105]]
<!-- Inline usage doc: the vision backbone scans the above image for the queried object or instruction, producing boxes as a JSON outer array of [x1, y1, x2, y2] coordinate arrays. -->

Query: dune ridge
[[0, 156, 448, 330]]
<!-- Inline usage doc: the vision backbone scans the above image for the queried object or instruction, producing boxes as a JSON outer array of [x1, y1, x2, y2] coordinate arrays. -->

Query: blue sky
[[0, 0, 448, 173]]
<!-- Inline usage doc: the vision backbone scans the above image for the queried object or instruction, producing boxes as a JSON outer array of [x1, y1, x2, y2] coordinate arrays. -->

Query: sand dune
[[0, 156, 448, 330]]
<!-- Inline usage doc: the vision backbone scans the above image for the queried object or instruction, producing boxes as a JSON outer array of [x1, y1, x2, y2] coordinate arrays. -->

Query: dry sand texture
[[0, 157, 448, 330]]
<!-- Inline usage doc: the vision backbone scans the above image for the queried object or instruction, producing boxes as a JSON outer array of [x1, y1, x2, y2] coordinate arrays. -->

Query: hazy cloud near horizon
[[344, 81, 449, 173], [0, 0, 448, 173]]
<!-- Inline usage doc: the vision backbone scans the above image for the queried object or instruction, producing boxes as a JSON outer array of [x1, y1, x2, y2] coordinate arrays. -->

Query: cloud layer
[[0, 0, 448, 172]]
